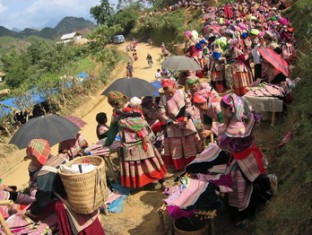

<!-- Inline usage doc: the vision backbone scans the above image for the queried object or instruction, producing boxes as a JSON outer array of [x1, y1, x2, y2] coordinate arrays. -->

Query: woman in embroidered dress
[[191, 91, 223, 139], [158, 79, 201, 171], [208, 46, 226, 91], [104, 91, 167, 189], [218, 94, 273, 228], [229, 38, 253, 96]]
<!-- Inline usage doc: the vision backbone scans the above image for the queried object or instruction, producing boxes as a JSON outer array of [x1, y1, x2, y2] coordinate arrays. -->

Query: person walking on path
[[126, 62, 133, 78]]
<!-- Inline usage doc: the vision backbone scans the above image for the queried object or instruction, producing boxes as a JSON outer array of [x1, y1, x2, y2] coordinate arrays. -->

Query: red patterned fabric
[[26, 139, 51, 165], [55, 201, 105, 235], [120, 147, 166, 188], [233, 71, 253, 96], [233, 144, 266, 182], [161, 79, 176, 88]]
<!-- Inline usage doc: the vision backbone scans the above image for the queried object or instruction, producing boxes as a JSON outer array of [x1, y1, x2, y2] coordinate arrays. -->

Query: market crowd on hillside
[[0, 0, 298, 234]]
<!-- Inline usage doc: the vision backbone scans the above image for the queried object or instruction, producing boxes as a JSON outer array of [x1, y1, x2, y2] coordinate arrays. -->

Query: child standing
[[96, 112, 109, 140]]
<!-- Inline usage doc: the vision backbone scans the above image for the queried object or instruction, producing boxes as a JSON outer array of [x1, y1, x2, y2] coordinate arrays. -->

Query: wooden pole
[[271, 112, 276, 127]]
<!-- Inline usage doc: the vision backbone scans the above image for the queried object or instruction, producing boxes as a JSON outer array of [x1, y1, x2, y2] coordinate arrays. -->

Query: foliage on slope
[[252, 0, 312, 233], [132, 7, 202, 47]]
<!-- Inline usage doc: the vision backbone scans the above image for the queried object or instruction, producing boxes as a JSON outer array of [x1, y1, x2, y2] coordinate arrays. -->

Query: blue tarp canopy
[[0, 88, 54, 117], [0, 97, 20, 109], [77, 72, 88, 79], [0, 106, 12, 117], [0, 73, 86, 118]]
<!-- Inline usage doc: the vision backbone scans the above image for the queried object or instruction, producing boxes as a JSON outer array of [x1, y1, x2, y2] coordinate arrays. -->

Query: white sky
[[0, 0, 119, 30]]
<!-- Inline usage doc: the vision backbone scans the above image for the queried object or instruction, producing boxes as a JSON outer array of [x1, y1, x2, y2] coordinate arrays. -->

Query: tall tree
[[90, 0, 114, 25]]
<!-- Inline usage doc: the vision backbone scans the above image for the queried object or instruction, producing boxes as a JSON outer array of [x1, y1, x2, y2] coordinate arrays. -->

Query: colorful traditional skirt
[[228, 144, 267, 210], [163, 133, 201, 170], [233, 71, 253, 96], [228, 163, 253, 210], [120, 146, 166, 188], [211, 70, 224, 82]]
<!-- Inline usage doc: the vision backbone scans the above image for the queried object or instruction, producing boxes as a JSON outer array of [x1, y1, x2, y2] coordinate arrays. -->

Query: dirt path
[[2, 42, 168, 235]]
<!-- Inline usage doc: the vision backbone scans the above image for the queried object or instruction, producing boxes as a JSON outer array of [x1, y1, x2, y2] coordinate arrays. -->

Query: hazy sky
[[0, 0, 119, 30]]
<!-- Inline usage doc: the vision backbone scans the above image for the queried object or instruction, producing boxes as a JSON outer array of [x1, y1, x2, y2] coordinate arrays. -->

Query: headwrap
[[250, 28, 260, 36], [221, 94, 251, 122], [107, 91, 128, 108], [191, 30, 199, 41], [184, 31, 192, 38], [228, 38, 239, 49], [199, 39, 208, 45], [238, 22, 247, 31], [26, 139, 51, 165], [129, 96, 142, 107], [192, 93, 207, 104], [186, 75, 199, 86], [161, 79, 176, 88], [258, 31, 265, 38], [215, 36, 227, 50], [278, 17, 289, 25], [287, 27, 294, 33], [241, 31, 249, 39]]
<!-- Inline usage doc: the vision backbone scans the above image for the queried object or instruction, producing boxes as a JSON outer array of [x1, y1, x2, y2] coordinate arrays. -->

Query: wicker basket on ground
[[58, 156, 108, 214]]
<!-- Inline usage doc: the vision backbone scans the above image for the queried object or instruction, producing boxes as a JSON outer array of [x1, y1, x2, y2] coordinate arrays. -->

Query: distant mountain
[[0, 17, 96, 40], [53, 17, 95, 37], [40, 18, 60, 29], [0, 26, 18, 37], [11, 27, 22, 33]]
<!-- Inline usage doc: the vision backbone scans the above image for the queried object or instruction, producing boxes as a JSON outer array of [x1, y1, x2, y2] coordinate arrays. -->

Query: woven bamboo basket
[[58, 156, 107, 214]]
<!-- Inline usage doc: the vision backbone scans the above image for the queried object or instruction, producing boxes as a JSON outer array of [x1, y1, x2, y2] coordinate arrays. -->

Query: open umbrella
[[65, 116, 87, 128], [9, 114, 81, 149], [102, 77, 157, 98], [162, 56, 202, 71], [258, 48, 289, 77]]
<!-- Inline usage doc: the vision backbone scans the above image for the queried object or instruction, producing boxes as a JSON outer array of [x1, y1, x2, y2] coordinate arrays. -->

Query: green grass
[[67, 56, 96, 75], [252, 0, 312, 233]]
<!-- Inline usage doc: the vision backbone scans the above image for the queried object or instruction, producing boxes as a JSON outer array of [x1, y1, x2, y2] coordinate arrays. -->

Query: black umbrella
[[9, 114, 81, 149], [102, 77, 157, 98], [162, 55, 202, 71]]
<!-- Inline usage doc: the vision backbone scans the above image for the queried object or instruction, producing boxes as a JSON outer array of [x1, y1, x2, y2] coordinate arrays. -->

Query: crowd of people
[[0, 0, 297, 233]]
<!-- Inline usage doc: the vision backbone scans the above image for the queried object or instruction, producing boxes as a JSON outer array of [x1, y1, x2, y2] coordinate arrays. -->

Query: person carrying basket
[[24, 139, 106, 234]]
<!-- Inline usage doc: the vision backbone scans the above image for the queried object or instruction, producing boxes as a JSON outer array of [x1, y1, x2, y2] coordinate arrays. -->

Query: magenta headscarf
[[221, 94, 251, 122]]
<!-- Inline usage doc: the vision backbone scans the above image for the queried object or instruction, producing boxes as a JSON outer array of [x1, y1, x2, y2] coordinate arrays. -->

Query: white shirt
[[251, 44, 261, 65]]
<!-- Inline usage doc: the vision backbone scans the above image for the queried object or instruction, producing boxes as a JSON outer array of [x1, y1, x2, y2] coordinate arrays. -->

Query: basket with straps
[[58, 156, 107, 214]]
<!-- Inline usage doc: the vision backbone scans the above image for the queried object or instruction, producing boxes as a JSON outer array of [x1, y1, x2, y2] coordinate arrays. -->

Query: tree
[[90, 0, 114, 25], [1, 50, 31, 88], [111, 5, 140, 34]]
